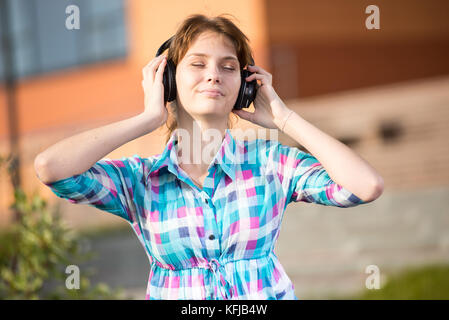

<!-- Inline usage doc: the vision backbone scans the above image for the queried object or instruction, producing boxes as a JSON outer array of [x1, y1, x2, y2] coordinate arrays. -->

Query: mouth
[[200, 89, 223, 97]]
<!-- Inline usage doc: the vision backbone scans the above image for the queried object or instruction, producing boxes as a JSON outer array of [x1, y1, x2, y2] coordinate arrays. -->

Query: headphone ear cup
[[233, 73, 246, 110], [163, 59, 177, 103], [233, 69, 257, 110]]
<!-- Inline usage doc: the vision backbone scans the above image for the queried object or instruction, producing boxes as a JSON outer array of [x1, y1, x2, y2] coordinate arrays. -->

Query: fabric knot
[[209, 258, 219, 272], [207, 258, 234, 300]]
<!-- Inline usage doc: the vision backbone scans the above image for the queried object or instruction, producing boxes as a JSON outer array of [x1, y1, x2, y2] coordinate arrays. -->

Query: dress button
[[208, 234, 215, 240], [204, 198, 208, 204]]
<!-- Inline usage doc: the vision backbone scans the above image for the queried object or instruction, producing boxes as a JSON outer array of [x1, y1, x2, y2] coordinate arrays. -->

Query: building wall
[[281, 75, 449, 190], [266, 0, 449, 98], [0, 0, 270, 227], [1, 0, 448, 228]]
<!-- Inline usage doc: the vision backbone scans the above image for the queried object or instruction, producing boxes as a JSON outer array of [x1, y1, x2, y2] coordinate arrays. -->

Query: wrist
[[274, 107, 294, 131], [135, 113, 165, 134]]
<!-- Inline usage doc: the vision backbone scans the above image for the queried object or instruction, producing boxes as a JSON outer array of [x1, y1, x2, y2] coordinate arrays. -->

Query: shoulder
[[235, 138, 285, 167], [100, 154, 160, 178], [250, 138, 286, 159], [246, 138, 315, 169]]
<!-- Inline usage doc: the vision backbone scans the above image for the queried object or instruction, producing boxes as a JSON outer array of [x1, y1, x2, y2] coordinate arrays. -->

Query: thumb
[[232, 109, 254, 122]]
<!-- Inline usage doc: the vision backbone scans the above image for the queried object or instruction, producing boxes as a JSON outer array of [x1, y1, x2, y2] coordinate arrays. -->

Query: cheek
[[176, 74, 198, 97], [230, 77, 241, 98]]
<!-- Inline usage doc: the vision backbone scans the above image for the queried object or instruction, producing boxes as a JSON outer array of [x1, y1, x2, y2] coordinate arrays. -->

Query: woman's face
[[175, 31, 241, 120]]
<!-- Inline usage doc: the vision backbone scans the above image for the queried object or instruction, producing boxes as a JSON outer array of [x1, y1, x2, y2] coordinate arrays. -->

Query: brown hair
[[163, 13, 254, 143]]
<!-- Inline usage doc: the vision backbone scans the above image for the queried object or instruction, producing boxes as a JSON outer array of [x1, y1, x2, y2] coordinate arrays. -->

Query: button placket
[[199, 190, 221, 253], [200, 192, 209, 205]]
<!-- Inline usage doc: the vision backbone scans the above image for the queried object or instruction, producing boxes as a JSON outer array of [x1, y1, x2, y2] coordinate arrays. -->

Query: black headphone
[[155, 36, 258, 110]]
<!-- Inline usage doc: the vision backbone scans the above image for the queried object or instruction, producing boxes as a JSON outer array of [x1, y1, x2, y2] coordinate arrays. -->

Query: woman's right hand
[[141, 55, 169, 127]]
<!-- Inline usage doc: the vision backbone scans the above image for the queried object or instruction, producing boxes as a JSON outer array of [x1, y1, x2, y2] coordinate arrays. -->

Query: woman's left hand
[[232, 65, 292, 130]]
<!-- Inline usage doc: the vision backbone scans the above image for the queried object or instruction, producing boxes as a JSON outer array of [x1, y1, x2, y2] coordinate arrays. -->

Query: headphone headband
[[156, 36, 174, 57], [155, 35, 257, 109]]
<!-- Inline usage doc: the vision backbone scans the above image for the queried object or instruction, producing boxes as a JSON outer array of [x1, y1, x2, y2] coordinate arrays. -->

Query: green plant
[[0, 154, 126, 299], [333, 263, 449, 300], [358, 263, 449, 300]]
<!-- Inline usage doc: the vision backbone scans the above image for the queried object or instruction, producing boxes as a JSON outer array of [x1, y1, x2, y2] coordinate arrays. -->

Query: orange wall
[[128, 0, 270, 71], [3, 0, 449, 139], [0, 0, 270, 140], [266, 0, 449, 44], [0, 0, 270, 227], [266, 0, 449, 98]]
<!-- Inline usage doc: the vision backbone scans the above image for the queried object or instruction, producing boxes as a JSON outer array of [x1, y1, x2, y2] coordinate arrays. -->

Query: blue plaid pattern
[[45, 128, 365, 299]]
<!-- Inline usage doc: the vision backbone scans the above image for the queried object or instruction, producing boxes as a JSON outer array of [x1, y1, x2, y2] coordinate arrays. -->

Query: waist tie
[[207, 258, 234, 300]]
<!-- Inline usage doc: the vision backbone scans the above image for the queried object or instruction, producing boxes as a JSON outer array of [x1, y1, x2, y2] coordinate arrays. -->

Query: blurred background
[[0, 0, 448, 299]]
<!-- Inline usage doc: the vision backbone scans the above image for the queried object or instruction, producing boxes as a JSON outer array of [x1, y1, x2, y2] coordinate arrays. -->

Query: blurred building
[[2, 0, 447, 226], [1, 0, 448, 299]]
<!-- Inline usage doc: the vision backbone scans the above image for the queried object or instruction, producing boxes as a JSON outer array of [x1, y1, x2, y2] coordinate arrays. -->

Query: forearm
[[35, 113, 160, 184], [275, 106, 384, 202]]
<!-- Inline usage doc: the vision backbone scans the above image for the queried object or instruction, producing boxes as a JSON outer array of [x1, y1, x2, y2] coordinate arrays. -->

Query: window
[[0, 0, 127, 81]]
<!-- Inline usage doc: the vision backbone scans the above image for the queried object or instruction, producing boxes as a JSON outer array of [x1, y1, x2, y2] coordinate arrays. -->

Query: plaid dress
[[45, 128, 365, 299]]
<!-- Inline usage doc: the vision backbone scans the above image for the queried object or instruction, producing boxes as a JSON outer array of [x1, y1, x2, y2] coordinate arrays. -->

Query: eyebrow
[[185, 53, 239, 62]]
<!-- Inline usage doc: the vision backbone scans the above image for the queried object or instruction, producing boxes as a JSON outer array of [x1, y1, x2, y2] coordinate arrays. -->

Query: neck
[[175, 112, 228, 173]]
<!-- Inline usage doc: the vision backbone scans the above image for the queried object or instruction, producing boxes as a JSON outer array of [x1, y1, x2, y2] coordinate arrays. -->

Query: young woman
[[34, 14, 384, 300]]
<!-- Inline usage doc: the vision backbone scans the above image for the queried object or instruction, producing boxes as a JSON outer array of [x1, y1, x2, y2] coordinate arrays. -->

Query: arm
[[264, 139, 367, 207], [234, 64, 384, 204], [34, 116, 160, 223], [35, 54, 168, 184], [273, 106, 384, 203], [34, 114, 161, 184]]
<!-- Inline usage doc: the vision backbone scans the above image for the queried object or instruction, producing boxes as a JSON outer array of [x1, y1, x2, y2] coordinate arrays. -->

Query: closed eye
[[191, 64, 236, 71]]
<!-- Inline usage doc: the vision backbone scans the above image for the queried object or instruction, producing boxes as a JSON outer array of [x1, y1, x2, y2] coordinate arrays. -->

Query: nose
[[206, 65, 221, 84]]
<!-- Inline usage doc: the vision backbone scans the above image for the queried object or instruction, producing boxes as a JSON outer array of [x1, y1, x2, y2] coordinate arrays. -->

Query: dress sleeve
[[43, 154, 146, 223], [265, 140, 365, 208]]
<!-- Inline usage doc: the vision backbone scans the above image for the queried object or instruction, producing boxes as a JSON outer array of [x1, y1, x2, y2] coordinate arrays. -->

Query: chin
[[196, 100, 227, 112]]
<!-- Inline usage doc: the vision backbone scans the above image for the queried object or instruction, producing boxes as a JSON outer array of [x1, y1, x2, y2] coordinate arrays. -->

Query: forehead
[[185, 31, 237, 56]]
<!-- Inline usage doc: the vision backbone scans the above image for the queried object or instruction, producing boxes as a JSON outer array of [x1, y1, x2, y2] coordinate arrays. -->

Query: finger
[[232, 109, 254, 122], [154, 57, 167, 82], [153, 55, 167, 72], [143, 59, 157, 77], [143, 56, 166, 78], [247, 64, 271, 77], [245, 73, 271, 86], [144, 55, 165, 71]]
